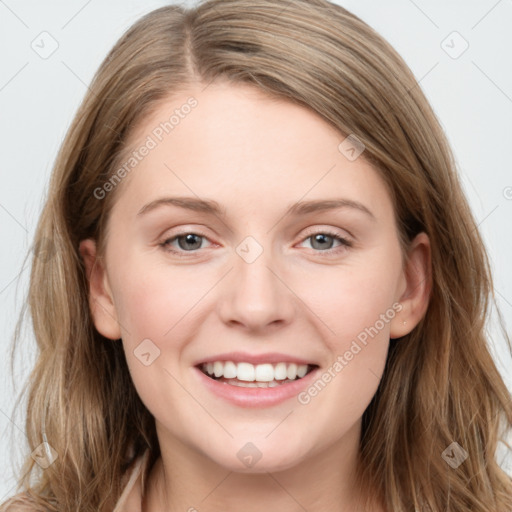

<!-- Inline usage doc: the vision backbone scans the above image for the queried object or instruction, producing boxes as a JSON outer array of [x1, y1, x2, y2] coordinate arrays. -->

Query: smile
[[199, 361, 318, 387], [193, 356, 321, 407]]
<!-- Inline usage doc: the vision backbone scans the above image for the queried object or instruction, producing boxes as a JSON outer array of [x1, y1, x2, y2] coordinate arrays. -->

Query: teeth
[[223, 361, 237, 379], [287, 363, 297, 380], [201, 361, 312, 382], [228, 378, 296, 388], [213, 361, 223, 378], [274, 362, 288, 380], [237, 362, 255, 381], [254, 363, 274, 382], [297, 365, 308, 378]]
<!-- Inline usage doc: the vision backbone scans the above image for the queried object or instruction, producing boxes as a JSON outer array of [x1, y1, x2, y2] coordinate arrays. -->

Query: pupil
[[179, 234, 202, 250], [178, 234, 334, 251], [312, 233, 332, 250]]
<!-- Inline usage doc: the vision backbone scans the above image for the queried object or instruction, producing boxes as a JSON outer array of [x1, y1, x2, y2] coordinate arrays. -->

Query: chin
[[208, 445, 307, 474]]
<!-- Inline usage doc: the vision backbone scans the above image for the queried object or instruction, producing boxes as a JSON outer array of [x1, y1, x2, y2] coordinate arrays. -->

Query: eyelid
[[159, 228, 215, 252], [158, 224, 354, 258], [299, 225, 353, 242], [296, 226, 353, 255]]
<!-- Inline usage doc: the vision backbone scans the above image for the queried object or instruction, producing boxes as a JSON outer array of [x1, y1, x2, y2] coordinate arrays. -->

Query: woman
[[2, 0, 511, 510]]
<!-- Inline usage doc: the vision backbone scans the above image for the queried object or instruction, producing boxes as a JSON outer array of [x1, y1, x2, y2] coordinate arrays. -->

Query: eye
[[159, 231, 213, 257], [158, 228, 353, 258], [298, 229, 353, 255]]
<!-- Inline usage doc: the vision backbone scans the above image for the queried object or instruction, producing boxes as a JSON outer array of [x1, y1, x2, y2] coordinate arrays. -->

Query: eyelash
[[158, 228, 353, 258]]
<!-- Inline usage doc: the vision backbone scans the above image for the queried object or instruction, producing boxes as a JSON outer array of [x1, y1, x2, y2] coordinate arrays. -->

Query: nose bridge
[[218, 234, 294, 331]]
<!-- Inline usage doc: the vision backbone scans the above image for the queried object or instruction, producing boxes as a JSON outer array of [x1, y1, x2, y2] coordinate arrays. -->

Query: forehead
[[111, 81, 394, 222]]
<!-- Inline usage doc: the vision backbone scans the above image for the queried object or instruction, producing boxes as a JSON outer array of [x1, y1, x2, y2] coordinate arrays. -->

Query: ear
[[79, 238, 122, 340], [390, 232, 432, 339]]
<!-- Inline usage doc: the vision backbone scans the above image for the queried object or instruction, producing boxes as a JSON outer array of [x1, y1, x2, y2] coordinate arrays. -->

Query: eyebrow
[[137, 196, 376, 220]]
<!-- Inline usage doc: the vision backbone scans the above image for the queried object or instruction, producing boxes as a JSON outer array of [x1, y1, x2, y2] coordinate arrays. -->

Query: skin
[[80, 81, 430, 512]]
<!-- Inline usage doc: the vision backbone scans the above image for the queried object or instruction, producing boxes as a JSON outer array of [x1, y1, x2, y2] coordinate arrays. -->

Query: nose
[[217, 243, 296, 333]]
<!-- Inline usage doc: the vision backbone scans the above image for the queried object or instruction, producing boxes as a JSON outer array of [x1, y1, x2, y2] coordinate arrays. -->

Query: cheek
[[116, 279, 174, 341], [300, 263, 398, 429], [110, 260, 200, 417], [111, 255, 202, 341], [304, 252, 401, 346]]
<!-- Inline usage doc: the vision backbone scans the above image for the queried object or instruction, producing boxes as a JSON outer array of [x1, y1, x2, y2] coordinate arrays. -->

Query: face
[[81, 81, 429, 474]]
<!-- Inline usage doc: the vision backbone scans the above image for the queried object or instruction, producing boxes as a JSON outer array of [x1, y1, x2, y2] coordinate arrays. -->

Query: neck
[[143, 420, 384, 512]]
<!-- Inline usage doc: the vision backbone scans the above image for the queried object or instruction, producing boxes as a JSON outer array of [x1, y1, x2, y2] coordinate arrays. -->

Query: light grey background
[[1, 0, 511, 501]]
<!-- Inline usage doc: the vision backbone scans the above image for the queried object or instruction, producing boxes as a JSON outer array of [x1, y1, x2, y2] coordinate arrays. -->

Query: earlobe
[[79, 238, 122, 340], [390, 232, 432, 339]]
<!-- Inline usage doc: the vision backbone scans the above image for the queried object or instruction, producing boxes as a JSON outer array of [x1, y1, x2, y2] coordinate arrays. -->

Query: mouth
[[197, 361, 319, 388]]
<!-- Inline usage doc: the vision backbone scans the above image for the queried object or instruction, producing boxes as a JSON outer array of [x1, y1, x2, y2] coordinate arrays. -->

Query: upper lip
[[194, 351, 318, 366]]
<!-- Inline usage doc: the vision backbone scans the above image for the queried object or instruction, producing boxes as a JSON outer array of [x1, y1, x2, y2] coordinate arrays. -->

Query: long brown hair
[[2, 1, 511, 510]]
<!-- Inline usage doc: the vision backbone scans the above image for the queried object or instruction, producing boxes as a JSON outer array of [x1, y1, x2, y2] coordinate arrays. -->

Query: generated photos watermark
[[297, 302, 403, 405], [93, 96, 198, 200]]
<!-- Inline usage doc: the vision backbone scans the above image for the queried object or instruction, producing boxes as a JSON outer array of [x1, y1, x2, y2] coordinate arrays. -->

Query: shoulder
[[2, 451, 152, 512], [113, 450, 152, 512]]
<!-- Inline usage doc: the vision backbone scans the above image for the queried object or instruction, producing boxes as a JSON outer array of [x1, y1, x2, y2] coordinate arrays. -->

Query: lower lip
[[193, 366, 320, 408]]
